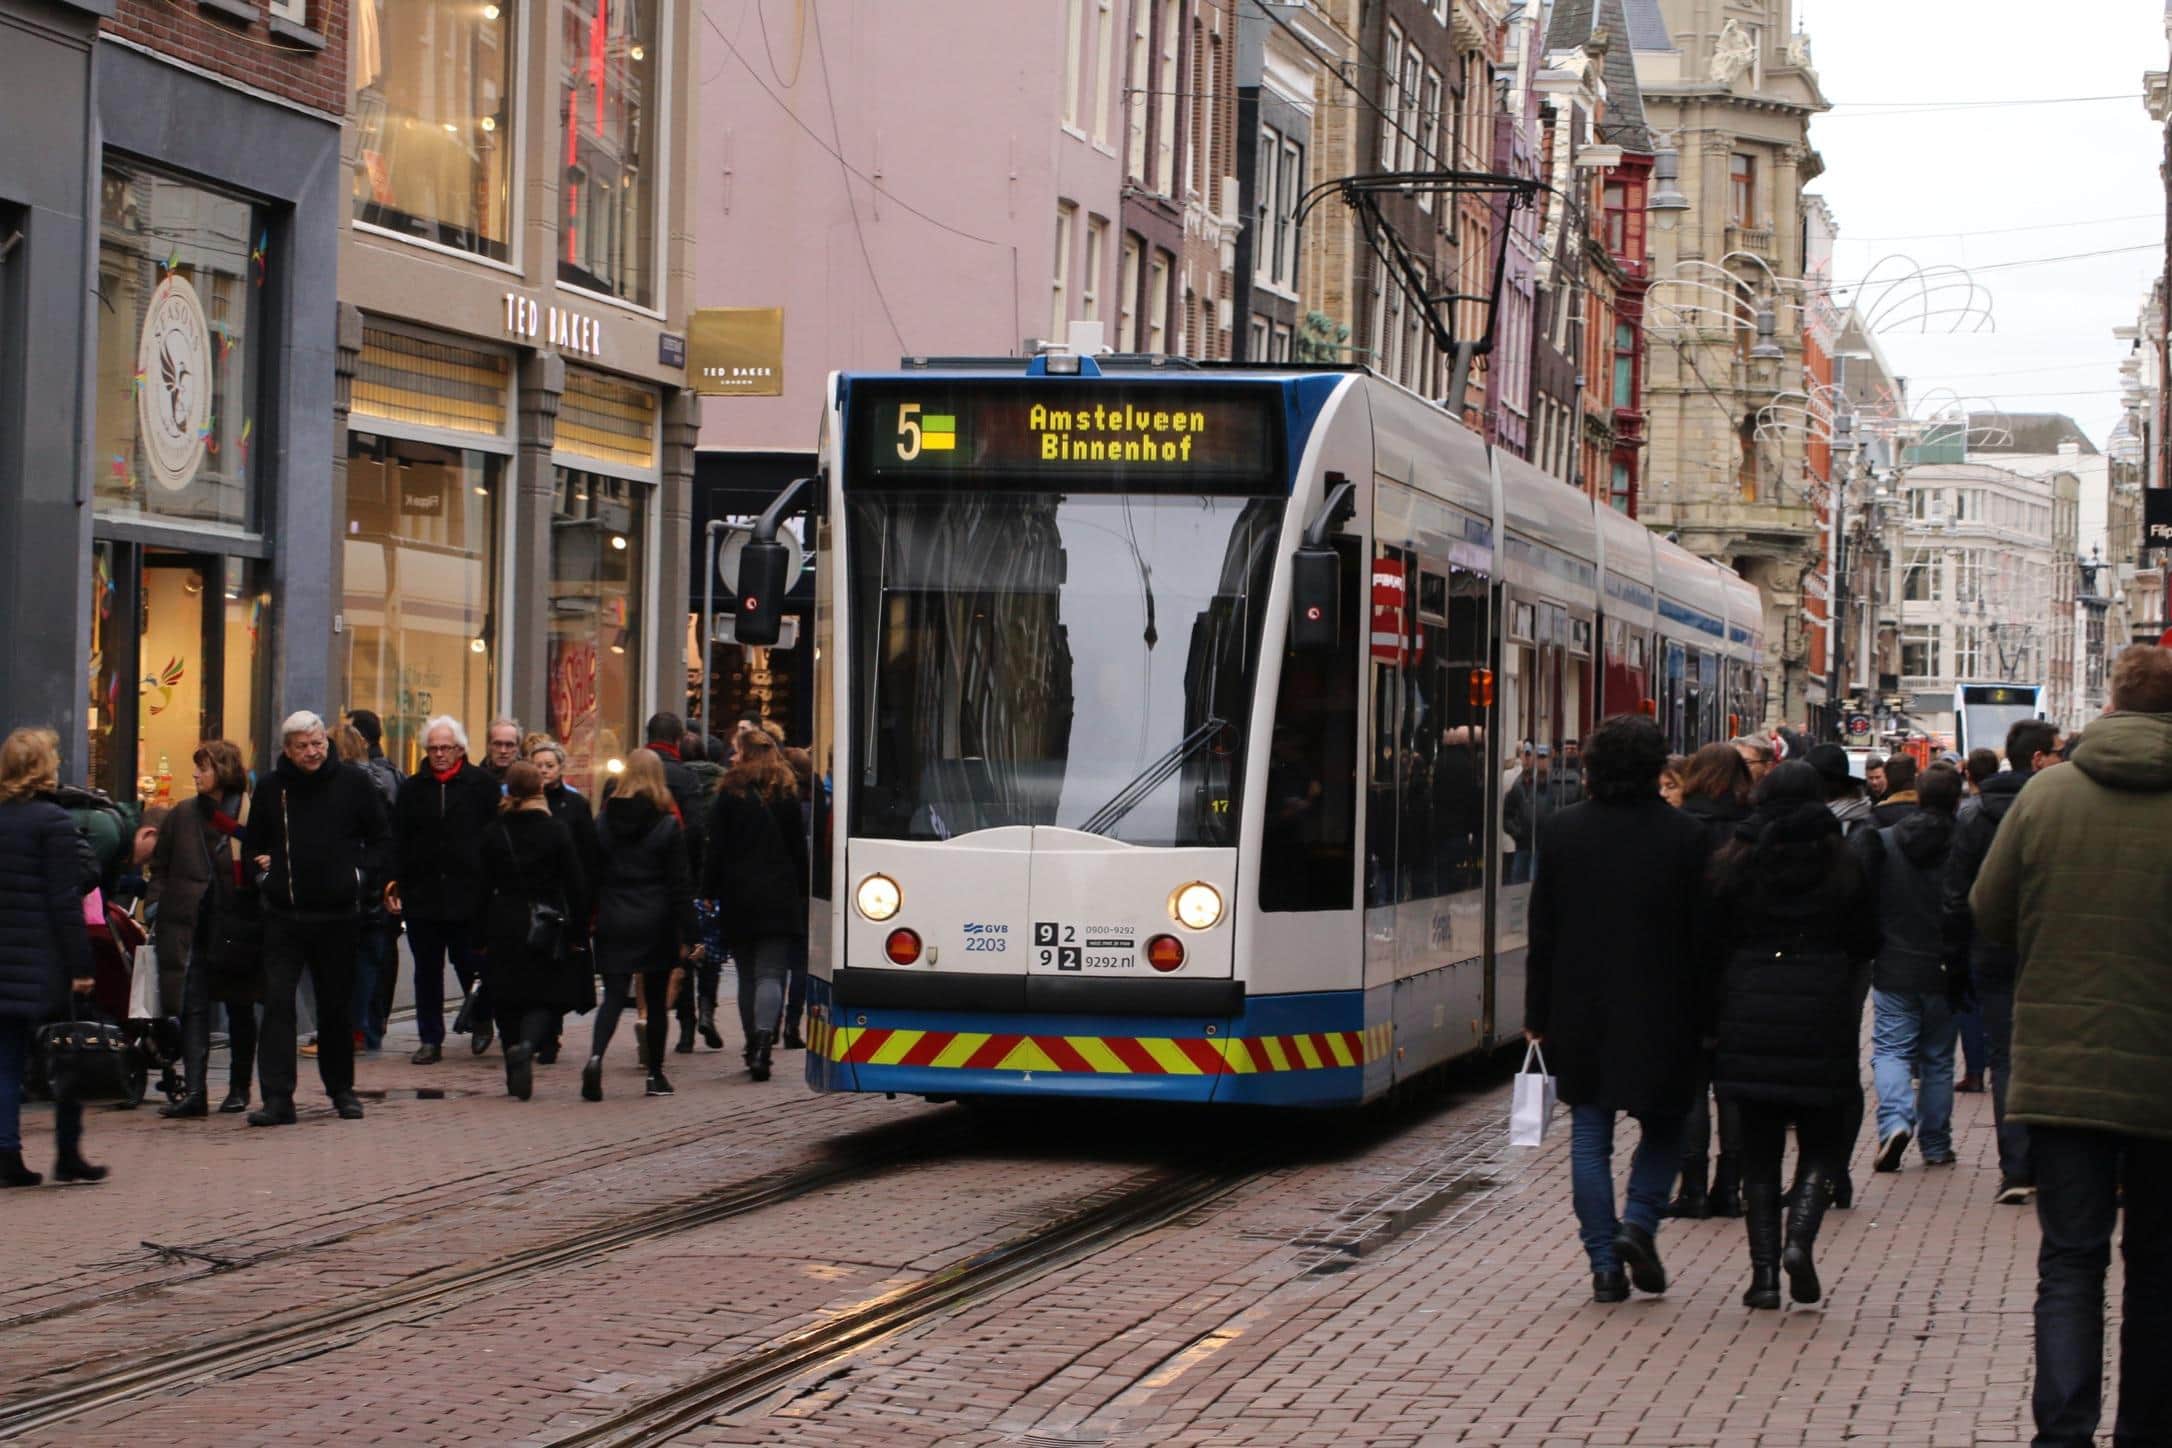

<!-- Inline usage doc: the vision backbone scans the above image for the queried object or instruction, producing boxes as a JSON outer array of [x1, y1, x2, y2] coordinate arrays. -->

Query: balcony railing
[[1726, 225, 1776, 258]]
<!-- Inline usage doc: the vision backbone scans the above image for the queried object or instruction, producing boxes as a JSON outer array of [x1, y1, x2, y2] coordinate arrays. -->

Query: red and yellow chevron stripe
[[807, 1016, 1392, 1076]]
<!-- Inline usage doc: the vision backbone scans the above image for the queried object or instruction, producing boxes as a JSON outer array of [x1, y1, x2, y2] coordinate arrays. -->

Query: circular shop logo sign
[[136, 274, 213, 492]]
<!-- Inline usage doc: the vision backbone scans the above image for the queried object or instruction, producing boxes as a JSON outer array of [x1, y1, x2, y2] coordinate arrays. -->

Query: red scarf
[[432, 762, 463, 783], [207, 803, 245, 887], [647, 741, 681, 762]]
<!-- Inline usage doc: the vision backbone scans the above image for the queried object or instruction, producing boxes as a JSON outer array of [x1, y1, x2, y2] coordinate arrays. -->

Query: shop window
[[549, 467, 648, 795], [94, 164, 262, 530], [343, 432, 502, 773], [352, 0, 517, 261], [353, 326, 511, 436], [560, 0, 659, 306]]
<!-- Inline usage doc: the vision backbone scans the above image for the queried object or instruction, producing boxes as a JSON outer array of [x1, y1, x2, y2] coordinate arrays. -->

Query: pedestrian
[[1858, 762, 1966, 1174], [1659, 755, 1686, 808], [1950, 748, 2001, 1095], [1523, 715, 1711, 1303], [1865, 756, 1888, 803], [346, 710, 403, 1040], [1709, 761, 1880, 1309], [779, 745, 817, 1049], [626, 714, 711, 1054], [1969, 645, 2172, 1447], [1944, 716, 2063, 1206], [1664, 742, 1755, 1220], [482, 717, 524, 784], [386, 716, 501, 1063], [240, 712, 390, 1126], [1868, 754, 1920, 827], [478, 762, 588, 1101], [1729, 735, 1775, 786], [149, 740, 260, 1117], [0, 728, 104, 1187], [1502, 743, 1559, 885], [531, 740, 599, 1065], [1801, 742, 1879, 1206], [703, 728, 810, 1083], [584, 749, 698, 1100]]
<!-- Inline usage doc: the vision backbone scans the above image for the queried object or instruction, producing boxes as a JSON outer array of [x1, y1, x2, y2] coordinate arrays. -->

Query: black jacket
[[592, 796, 698, 974], [1868, 792, 1920, 829], [1858, 810, 1957, 997], [392, 762, 502, 923], [606, 746, 709, 876], [703, 783, 809, 945], [243, 757, 391, 919], [544, 783, 603, 899], [1524, 796, 1712, 1115], [1943, 768, 2030, 989], [0, 797, 93, 1022], [1711, 808, 1880, 1108], [1678, 794, 1750, 857], [479, 809, 590, 1010]]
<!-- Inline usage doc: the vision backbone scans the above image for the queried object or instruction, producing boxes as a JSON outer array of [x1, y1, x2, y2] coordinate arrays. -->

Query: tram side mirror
[[735, 540, 791, 646], [1290, 547, 1340, 653]]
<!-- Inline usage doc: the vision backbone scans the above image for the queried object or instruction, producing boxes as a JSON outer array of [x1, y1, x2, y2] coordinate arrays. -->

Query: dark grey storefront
[[0, 23, 340, 795]]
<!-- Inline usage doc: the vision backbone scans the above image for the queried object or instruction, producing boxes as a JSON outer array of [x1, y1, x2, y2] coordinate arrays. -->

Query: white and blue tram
[[759, 355, 1764, 1108]]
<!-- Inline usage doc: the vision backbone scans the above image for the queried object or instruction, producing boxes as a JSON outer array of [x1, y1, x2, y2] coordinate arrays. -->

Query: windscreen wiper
[[1076, 716, 1228, 838]]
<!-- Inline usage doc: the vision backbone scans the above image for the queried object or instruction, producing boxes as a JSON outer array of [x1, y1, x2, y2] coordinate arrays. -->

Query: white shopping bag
[[128, 940, 161, 1021], [1508, 1041, 1558, 1147]]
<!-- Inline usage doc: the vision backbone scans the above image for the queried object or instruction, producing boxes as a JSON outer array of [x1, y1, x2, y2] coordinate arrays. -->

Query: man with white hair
[[386, 715, 503, 1062], [240, 710, 391, 1125]]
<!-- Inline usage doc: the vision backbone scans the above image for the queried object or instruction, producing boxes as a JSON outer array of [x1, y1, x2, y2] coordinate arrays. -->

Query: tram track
[[540, 1157, 1269, 1448], [0, 1112, 974, 1442]]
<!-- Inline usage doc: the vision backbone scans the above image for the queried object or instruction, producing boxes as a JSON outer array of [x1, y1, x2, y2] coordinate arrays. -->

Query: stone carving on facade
[[1709, 19, 1756, 86], [1783, 30, 1815, 78]]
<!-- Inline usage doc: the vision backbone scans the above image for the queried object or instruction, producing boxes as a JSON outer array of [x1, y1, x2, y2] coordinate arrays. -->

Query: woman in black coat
[[1524, 715, 1714, 1303], [478, 763, 588, 1101], [148, 740, 261, 1117], [701, 730, 808, 1083], [1710, 760, 1881, 1310], [1663, 742, 1756, 1219], [583, 750, 697, 1101], [0, 728, 102, 1187]]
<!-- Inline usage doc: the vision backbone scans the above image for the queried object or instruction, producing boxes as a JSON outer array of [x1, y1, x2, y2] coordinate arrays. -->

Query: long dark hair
[[722, 729, 797, 804], [1710, 760, 1852, 897], [1678, 742, 1751, 807]]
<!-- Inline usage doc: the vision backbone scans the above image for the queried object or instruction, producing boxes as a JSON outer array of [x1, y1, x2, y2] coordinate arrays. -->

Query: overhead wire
[[808, 0, 904, 354], [1836, 213, 2160, 243]]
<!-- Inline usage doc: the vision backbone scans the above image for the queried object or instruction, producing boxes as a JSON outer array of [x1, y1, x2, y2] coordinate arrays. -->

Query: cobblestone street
[[0, 1011, 2104, 1447]]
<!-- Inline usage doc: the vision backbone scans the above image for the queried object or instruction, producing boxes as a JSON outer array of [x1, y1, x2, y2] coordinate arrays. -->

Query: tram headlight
[[1169, 881, 1224, 931], [855, 873, 902, 922]]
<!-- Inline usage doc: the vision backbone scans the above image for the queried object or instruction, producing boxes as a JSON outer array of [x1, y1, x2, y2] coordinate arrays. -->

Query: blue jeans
[[2030, 1126, 2172, 1447], [0, 1018, 83, 1159], [352, 922, 396, 1051], [1570, 1104, 1684, 1273], [1872, 987, 1958, 1160], [1979, 981, 2031, 1184], [407, 917, 481, 1047]]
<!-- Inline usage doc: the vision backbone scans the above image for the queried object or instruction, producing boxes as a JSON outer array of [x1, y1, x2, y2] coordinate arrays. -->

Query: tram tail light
[[1146, 935, 1186, 972], [884, 928, 923, 965], [1469, 669, 1495, 710]]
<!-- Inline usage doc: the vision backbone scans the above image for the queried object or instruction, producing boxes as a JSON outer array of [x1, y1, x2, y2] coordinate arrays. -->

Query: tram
[[747, 352, 1763, 1108]]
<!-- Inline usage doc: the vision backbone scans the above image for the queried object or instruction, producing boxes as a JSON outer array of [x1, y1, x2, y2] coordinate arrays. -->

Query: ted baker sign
[[504, 292, 604, 358]]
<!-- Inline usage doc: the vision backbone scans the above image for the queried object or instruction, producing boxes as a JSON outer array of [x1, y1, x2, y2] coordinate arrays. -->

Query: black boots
[[699, 1005, 724, 1051], [1741, 1183, 1783, 1310], [1784, 1168, 1830, 1304], [1612, 1222, 1667, 1295], [505, 1043, 534, 1101], [1, 1151, 40, 1188], [160, 1091, 208, 1119], [748, 1029, 775, 1083], [581, 1055, 604, 1102], [1662, 1162, 1709, 1219], [1708, 1154, 1744, 1218], [53, 1151, 107, 1184], [675, 1016, 696, 1055], [1592, 1267, 1629, 1303]]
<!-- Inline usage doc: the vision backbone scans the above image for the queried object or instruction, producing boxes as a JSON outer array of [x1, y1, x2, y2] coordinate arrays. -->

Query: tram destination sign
[[850, 382, 1281, 485]]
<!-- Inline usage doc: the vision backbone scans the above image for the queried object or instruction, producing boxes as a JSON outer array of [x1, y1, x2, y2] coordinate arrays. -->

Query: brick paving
[[0, 1017, 2118, 1447]]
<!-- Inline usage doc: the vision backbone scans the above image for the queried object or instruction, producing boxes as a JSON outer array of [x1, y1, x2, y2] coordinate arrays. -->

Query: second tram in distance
[[779, 355, 1764, 1107]]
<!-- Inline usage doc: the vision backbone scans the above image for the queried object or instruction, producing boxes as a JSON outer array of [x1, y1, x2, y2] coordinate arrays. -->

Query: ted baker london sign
[[504, 291, 605, 358]]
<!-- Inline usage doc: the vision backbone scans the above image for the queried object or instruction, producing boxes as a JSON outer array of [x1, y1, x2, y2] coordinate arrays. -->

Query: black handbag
[[500, 824, 567, 961], [39, 994, 139, 1105]]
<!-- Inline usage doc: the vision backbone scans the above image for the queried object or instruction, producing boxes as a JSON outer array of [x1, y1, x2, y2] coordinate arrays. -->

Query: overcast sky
[[1793, 0, 2163, 447]]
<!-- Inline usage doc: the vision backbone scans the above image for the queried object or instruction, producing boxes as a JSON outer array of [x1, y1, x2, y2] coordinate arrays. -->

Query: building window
[[1279, 135, 1304, 289], [1146, 250, 1171, 353], [560, 0, 659, 307], [1612, 321, 1635, 406], [343, 432, 503, 773], [1092, 0, 1115, 145], [95, 164, 263, 530], [1380, 22, 1403, 169], [1082, 215, 1106, 322], [1255, 124, 1281, 287], [1249, 316, 1269, 361], [1153, 0, 1180, 194], [1063, 0, 1084, 129], [548, 465, 647, 796], [1954, 623, 1983, 679], [1730, 153, 1756, 227], [353, 0, 517, 261], [1900, 624, 1941, 681], [1955, 549, 1983, 604], [1417, 67, 1442, 212], [1610, 459, 1632, 513], [1125, 1, 1150, 182], [1903, 555, 1942, 602], [1051, 202, 1074, 341], [1399, 46, 1422, 175], [1118, 233, 1142, 349], [1272, 322, 1292, 361], [1188, 16, 1208, 196]]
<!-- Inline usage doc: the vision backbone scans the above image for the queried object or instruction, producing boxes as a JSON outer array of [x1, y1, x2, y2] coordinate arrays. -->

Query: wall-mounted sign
[[2145, 486, 2172, 551], [688, 307, 783, 396], [504, 291, 604, 358], [658, 333, 686, 369], [137, 274, 213, 492]]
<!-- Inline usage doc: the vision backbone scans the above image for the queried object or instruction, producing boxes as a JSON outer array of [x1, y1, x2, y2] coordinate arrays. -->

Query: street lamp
[[1648, 147, 1691, 230], [1750, 306, 1784, 360]]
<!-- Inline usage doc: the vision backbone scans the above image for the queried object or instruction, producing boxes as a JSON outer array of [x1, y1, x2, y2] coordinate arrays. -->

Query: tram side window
[[1431, 567, 1488, 894], [1261, 535, 1360, 912]]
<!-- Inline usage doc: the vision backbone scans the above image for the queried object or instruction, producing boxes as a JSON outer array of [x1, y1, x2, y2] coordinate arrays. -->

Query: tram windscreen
[[846, 488, 1284, 847]]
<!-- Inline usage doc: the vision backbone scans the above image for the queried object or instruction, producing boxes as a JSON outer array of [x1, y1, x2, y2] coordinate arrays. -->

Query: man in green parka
[[1971, 643, 2172, 1448]]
